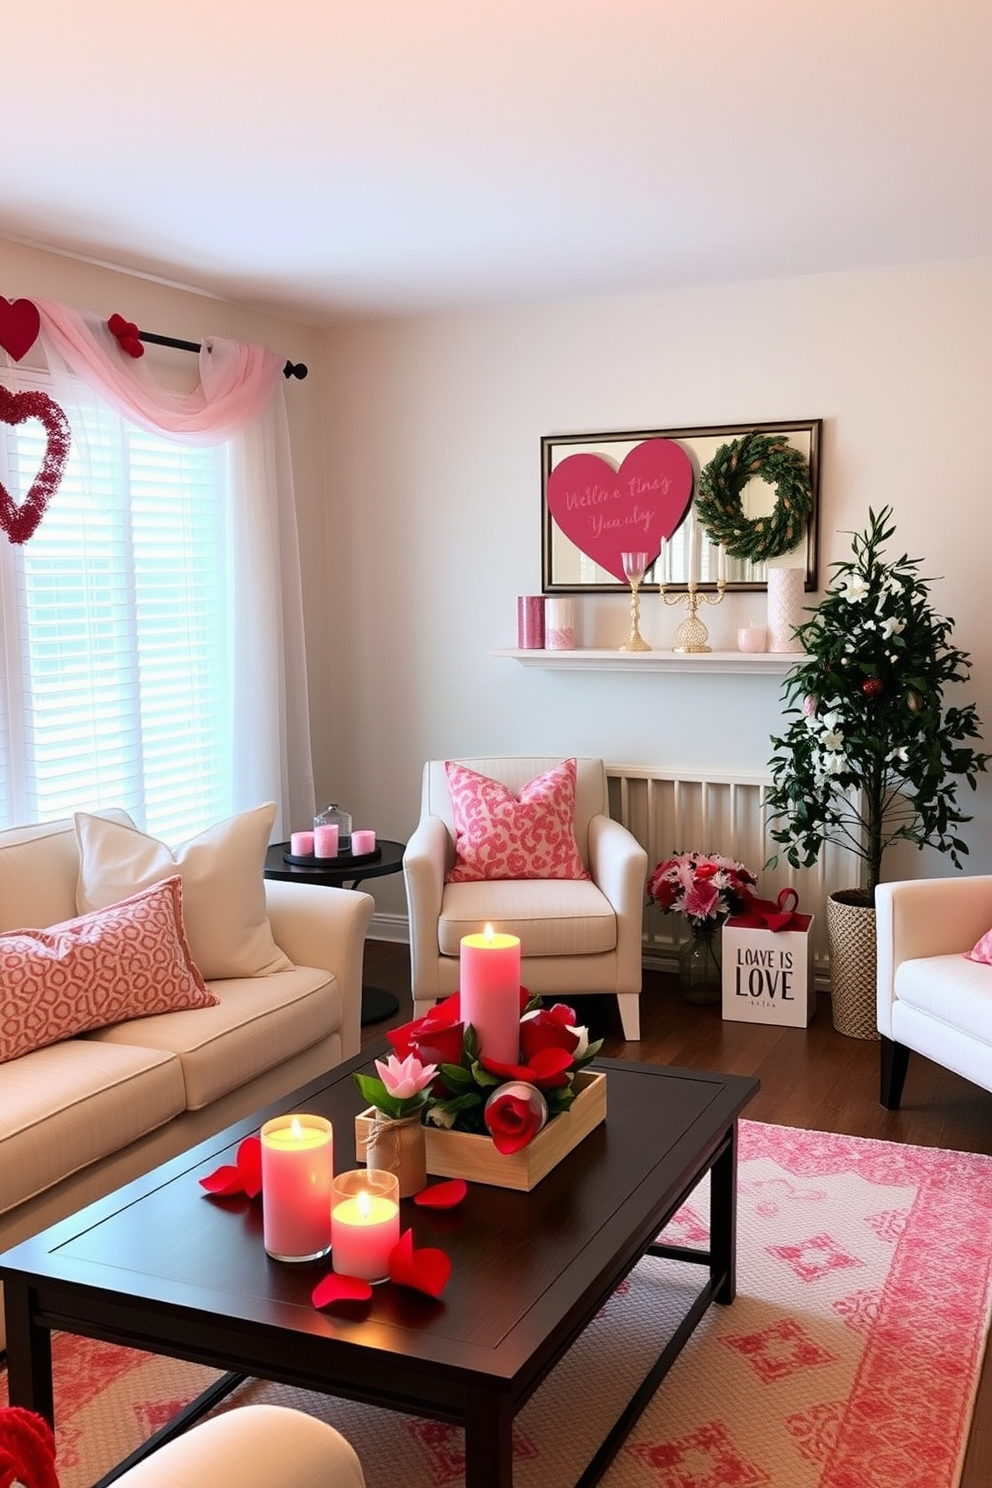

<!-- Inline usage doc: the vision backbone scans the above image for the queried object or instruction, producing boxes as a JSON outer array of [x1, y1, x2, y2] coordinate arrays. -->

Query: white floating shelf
[[492, 648, 802, 676]]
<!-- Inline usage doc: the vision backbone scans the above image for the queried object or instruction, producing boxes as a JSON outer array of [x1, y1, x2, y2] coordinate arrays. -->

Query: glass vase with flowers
[[647, 851, 758, 1004]]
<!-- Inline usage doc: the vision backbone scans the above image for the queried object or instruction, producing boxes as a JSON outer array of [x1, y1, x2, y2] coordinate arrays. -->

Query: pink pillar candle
[[351, 829, 376, 854], [459, 926, 521, 1063], [291, 830, 314, 856], [331, 1170, 400, 1282], [313, 823, 339, 858], [260, 1114, 333, 1262]]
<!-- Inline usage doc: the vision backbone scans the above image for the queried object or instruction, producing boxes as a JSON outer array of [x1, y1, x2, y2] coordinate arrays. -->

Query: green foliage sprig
[[765, 506, 989, 900]]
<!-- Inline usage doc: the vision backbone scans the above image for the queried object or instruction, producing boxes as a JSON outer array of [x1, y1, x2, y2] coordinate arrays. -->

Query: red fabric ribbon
[[731, 888, 809, 932]]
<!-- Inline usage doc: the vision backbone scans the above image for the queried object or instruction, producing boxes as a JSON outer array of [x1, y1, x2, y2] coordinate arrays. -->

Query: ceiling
[[4, 1, 992, 324]]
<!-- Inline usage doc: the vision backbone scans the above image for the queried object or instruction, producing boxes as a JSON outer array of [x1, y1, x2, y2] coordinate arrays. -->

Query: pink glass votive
[[351, 829, 376, 854], [738, 626, 767, 653], [291, 830, 314, 856], [314, 823, 339, 858]]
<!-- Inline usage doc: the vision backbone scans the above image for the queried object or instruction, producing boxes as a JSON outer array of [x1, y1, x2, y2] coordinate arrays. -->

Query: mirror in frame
[[541, 418, 821, 593]]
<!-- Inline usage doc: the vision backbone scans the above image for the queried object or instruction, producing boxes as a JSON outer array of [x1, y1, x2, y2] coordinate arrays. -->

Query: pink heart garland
[[0, 389, 71, 545], [388, 1228, 451, 1298], [0, 297, 41, 362], [413, 1179, 467, 1210], [312, 1274, 374, 1310], [546, 437, 694, 583], [199, 1136, 263, 1198]]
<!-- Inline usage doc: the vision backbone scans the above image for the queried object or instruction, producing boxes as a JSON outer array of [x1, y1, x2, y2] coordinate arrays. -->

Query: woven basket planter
[[826, 891, 879, 1040]]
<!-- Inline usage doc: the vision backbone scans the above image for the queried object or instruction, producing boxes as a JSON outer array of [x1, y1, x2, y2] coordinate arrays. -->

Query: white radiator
[[606, 765, 852, 980]]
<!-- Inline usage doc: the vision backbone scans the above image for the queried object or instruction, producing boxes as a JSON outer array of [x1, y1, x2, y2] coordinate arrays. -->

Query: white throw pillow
[[74, 805, 291, 980]]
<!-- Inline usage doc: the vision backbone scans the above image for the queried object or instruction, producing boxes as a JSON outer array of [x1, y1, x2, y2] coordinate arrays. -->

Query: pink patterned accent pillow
[[966, 929, 992, 964], [445, 758, 590, 883], [0, 877, 217, 1065]]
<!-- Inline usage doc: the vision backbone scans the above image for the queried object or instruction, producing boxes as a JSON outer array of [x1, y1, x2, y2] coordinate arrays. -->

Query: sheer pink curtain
[[33, 298, 314, 835]]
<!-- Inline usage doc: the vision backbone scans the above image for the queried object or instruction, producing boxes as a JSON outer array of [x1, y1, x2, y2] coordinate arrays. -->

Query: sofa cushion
[[0, 1040, 186, 1215], [895, 954, 992, 1044], [75, 804, 291, 980], [445, 757, 589, 884], [438, 879, 617, 958], [0, 879, 218, 1065], [83, 966, 342, 1109], [0, 810, 134, 933]]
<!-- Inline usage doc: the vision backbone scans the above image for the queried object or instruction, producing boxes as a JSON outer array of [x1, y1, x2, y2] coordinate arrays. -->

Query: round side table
[[264, 839, 406, 1025]]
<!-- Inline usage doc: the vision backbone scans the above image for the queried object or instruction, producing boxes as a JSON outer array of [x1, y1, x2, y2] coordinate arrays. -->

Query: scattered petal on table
[[388, 1228, 451, 1298], [199, 1164, 245, 1196], [237, 1136, 263, 1197], [414, 1179, 468, 1209], [312, 1274, 374, 1310]]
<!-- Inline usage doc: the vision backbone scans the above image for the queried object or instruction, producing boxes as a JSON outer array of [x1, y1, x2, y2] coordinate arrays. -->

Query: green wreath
[[696, 431, 813, 563]]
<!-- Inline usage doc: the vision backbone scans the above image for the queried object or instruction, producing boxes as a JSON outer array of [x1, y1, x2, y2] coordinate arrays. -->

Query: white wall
[[321, 258, 992, 922]]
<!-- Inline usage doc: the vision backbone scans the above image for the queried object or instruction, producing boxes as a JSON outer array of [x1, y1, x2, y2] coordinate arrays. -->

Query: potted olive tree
[[766, 506, 988, 1037]]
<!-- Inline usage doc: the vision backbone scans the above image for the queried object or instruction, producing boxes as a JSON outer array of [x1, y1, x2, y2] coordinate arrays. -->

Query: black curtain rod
[[137, 330, 308, 380]]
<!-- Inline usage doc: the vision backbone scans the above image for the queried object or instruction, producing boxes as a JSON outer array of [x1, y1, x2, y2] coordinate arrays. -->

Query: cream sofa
[[0, 812, 374, 1351], [876, 875, 992, 1108]]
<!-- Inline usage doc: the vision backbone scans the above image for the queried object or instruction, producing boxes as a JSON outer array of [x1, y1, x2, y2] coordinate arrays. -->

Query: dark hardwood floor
[[361, 940, 992, 1488]]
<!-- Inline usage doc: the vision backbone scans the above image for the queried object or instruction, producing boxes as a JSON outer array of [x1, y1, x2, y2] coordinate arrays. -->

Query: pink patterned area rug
[[4, 1121, 992, 1488]]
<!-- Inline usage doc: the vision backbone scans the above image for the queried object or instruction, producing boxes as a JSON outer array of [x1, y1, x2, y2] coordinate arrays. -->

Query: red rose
[[483, 1081, 548, 1154], [388, 995, 464, 1066], [480, 1045, 574, 1091], [519, 1005, 579, 1062], [695, 861, 719, 879]]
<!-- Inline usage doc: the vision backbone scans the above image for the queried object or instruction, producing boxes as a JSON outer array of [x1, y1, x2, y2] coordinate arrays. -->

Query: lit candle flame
[[357, 1189, 371, 1220], [483, 923, 494, 944], [290, 1117, 304, 1141]]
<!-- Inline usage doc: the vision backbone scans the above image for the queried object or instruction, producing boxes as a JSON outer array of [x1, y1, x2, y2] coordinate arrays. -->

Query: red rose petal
[[387, 1228, 451, 1298], [311, 1274, 374, 1310], [199, 1164, 245, 1196], [236, 1136, 263, 1197], [413, 1179, 467, 1209]]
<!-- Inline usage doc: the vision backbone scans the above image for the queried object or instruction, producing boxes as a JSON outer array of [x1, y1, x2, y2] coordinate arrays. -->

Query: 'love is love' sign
[[546, 438, 694, 583]]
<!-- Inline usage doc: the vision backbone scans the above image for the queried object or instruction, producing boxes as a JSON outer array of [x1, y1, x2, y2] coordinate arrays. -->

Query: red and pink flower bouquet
[[647, 851, 758, 929]]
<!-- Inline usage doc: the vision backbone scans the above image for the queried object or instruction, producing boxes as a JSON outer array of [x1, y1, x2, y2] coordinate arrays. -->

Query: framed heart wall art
[[541, 419, 821, 593]]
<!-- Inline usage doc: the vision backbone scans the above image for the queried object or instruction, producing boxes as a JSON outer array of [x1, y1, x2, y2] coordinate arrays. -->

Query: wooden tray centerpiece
[[356, 1069, 606, 1192]]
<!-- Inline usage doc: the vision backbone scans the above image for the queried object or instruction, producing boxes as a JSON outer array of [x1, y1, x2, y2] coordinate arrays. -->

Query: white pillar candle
[[260, 1114, 333, 1262], [544, 597, 575, 650], [459, 925, 521, 1063]]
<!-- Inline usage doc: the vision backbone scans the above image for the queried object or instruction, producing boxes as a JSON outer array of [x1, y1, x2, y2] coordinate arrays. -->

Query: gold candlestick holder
[[619, 551, 651, 652], [660, 576, 726, 653]]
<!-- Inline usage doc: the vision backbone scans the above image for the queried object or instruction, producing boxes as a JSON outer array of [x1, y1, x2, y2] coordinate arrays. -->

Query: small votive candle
[[351, 829, 376, 854], [331, 1169, 400, 1282], [291, 830, 314, 856], [313, 823, 339, 858], [738, 624, 766, 653], [260, 1114, 333, 1262]]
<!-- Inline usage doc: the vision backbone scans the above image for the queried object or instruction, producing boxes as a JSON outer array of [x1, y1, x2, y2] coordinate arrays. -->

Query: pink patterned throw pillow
[[0, 877, 217, 1065], [445, 758, 590, 883], [966, 929, 992, 964]]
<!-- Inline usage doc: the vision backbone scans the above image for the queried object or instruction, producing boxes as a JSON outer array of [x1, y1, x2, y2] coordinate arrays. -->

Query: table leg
[[464, 1385, 514, 1488], [710, 1123, 739, 1305], [3, 1282, 55, 1423]]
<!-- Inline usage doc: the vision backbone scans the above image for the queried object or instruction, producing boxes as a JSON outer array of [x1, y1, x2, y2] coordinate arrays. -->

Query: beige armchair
[[403, 757, 648, 1040]]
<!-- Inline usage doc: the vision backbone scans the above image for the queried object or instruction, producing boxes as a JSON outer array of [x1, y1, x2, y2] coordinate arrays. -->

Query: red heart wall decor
[[546, 438, 695, 583], [0, 390, 72, 544], [0, 297, 41, 362]]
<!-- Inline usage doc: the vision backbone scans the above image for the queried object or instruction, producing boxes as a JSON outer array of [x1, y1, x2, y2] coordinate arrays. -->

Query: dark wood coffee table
[[1, 1052, 757, 1488]]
